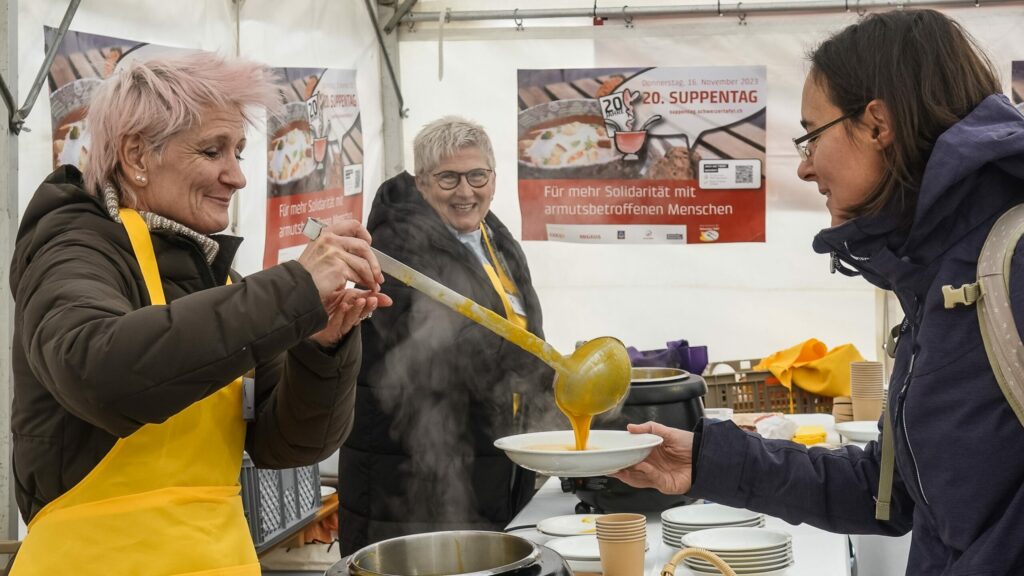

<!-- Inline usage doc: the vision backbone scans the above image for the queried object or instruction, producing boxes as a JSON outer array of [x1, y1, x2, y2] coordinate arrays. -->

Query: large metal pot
[[340, 531, 541, 576], [596, 367, 707, 431]]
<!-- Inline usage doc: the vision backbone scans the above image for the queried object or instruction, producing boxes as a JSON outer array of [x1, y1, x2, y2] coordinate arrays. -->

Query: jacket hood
[[10, 166, 109, 299], [811, 94, 1024, 291]]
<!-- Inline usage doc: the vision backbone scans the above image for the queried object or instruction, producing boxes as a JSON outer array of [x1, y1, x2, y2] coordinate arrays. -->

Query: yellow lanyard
[[479, 224, 528, 330]]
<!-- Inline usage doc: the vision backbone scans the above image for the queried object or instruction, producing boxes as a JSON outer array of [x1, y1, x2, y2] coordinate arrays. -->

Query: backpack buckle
[[941, 283, 980, 309]]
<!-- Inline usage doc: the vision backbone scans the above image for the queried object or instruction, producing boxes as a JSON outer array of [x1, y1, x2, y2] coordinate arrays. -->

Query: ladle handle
[[371, 247, 565, 370]]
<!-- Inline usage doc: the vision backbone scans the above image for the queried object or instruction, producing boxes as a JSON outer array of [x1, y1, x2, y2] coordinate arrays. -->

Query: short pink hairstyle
[[83, 51, 283, 199]]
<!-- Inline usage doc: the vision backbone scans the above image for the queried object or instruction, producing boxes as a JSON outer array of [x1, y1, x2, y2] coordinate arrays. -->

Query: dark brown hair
[[809, 9, 1000, 222]]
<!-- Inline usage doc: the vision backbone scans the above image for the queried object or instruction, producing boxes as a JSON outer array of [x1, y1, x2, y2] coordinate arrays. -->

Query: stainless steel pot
[[345, 531, 540, 576]]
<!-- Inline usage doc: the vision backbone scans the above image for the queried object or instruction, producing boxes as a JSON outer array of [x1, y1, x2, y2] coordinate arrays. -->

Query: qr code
[[736, 165, 753, 184]]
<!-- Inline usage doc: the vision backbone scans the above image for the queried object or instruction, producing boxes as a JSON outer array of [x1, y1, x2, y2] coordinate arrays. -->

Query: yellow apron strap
[[480, 224, 518, 296], [479, 224, 527, 330], [119, 208, 167, 306]]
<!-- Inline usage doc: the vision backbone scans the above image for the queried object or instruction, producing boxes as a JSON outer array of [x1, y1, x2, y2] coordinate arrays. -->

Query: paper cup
[[598, 537, 645, 576], [852, 397, 883, 421]]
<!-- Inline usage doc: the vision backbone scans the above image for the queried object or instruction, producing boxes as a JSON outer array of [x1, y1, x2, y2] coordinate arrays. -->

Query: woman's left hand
[[310, 288, 393, 348]]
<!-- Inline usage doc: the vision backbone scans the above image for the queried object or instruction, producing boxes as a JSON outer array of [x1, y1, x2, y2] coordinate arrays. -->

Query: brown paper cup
[[597, 537, 645, 576], [596, 513, 646, 528], [852, 397, 883, 421]]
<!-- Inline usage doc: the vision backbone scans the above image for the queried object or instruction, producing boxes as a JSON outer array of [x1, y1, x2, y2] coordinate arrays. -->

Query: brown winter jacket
[[9, 166, 360, 523]]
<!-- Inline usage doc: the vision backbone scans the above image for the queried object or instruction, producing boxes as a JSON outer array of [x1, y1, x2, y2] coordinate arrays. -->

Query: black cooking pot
[[562, 367, 706, 513], [324, 531, 571, 576]]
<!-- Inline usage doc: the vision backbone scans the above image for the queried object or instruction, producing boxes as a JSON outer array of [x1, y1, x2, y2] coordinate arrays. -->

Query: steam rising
[[371, 287, 560, 531]]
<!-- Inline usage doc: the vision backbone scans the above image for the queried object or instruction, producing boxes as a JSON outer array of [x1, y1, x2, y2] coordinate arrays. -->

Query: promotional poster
[[263, 67, 364, 268], [44, 28, 183, 172], [517, 66, 766, 244]]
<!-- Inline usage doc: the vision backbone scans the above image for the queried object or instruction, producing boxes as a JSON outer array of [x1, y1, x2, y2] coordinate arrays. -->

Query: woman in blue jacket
[[615, 9, 1024, 575]]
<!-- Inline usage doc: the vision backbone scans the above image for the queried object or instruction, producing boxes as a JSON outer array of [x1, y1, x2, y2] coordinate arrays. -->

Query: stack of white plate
[[660, 503, 764, 548], [680, 527, 794, 575], [544, 535, 602, 573]]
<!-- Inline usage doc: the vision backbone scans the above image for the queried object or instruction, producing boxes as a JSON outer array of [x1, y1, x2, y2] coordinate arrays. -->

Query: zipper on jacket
[[895, 352, 930, 506]]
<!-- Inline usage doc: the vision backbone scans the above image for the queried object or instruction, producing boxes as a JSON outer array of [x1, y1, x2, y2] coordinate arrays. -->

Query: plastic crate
[[240, 453, 321, 552], [702, 358, 833, 414]]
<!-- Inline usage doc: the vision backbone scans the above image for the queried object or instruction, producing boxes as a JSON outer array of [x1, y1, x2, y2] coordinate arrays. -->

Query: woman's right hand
[[610, 422, 695, 495], [296, 219, 385, 307]]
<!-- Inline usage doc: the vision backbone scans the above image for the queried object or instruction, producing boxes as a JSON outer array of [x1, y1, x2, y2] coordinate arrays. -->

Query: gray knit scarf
[[102, 182, 220, 264]]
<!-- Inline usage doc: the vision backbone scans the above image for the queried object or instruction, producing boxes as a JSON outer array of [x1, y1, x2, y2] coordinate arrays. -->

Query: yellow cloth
[[792, 425, 827, 446], [11, 209, 259, 575], [754, 338, 863, 398]]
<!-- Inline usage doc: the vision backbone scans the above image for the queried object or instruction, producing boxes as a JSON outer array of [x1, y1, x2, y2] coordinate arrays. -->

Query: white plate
[[686, 549, 792, 567], [564, 558, 602, 573], [320, 486, 337, 500], [538, 514, 603, 536], [684, 557, 794, 569], [681, 527, 792, 552], [494, 430, 663, 477], [835, 421, 880, 442], [685, 542, 791, 557], [663, 519, 764, 534], [545, 535, 601, 560], [662, 503, 761, 526]]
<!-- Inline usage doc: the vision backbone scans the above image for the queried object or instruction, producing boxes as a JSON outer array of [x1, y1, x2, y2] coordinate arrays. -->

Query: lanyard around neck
[[479, 223, 527, 329]]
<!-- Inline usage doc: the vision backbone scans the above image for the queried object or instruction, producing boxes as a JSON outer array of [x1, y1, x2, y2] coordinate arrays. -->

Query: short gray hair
[[413, 116, 495, 180]]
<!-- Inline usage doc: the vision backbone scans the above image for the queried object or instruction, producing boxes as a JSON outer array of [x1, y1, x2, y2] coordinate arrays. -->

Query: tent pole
[[368, 1, 407, 179], [402, 0, 1019, 24], [0, 0, 17, 551]]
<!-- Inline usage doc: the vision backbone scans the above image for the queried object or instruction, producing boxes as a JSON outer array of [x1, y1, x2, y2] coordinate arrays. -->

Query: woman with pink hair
[[7, 52, 390, 574]]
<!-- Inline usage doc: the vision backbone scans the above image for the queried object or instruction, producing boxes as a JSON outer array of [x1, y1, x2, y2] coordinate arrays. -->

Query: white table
[[507, 476, 852, 576]]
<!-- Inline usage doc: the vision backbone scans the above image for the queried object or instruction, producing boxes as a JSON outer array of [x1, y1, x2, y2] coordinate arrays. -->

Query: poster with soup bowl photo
[[517, 66, 766, 244]]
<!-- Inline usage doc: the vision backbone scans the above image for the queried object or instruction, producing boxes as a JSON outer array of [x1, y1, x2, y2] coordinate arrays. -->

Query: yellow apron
[[11, 209, 259, 575]]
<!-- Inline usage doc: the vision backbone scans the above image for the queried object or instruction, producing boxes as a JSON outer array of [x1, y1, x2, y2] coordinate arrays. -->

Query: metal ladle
[[371, 248, 630, 420]]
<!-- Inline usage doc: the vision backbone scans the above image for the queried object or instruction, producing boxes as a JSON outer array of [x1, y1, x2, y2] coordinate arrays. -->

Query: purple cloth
[[627, 339, 708, 375]]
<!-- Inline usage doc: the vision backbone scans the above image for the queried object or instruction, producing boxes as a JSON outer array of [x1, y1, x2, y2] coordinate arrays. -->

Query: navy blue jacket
[[691, 95, 1024, 575]]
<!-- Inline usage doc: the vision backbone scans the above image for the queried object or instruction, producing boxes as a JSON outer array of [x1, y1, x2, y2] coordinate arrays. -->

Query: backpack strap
[[974, 203, 1024, 427], [875, 408, 895, 521], [881, 204, 1024, 523]]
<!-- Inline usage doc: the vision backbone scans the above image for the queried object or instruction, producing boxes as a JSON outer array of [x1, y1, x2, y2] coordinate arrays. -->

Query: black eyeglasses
[[793, 108, 864, 161], [432, 169, 493, 190]]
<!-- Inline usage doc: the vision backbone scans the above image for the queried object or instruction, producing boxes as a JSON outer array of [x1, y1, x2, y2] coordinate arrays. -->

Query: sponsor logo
[[699, 228, 720, 242], [666, 233, 684, 240], [617, 230, 626, 239]]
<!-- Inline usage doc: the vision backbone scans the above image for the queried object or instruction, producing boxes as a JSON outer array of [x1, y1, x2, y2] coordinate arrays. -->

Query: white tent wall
[[397, 2, 1024, 364], [14, 1, 385, 276]]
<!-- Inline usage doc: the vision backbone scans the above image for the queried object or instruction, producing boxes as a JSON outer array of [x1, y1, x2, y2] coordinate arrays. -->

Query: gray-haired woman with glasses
[[337, 116, 555, 553]]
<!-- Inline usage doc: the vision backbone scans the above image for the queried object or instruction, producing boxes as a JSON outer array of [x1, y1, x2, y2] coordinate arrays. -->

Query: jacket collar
[[812, 95, 1024, 296]]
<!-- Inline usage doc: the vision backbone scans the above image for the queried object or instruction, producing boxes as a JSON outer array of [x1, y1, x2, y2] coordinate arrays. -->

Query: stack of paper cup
[[832, 396, 854, 424], [850, 361, 885, 421], [596, 513, 646, 576]]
